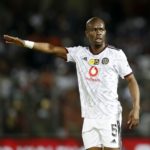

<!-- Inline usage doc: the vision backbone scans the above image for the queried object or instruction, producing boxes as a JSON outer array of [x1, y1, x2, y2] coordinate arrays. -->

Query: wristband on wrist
[[24, 40, 34, 49]]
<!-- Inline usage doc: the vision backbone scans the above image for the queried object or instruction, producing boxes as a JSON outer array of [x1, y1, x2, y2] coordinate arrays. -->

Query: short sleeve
[[66, 46, 82, 63], [116, 50, 132, 79]]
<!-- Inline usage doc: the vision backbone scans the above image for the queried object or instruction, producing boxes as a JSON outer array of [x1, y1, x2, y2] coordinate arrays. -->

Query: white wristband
[[24, 40, 34, 49]]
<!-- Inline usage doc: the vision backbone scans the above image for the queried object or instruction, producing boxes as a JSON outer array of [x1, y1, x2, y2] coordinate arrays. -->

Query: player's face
[[85, 20, 106, 47]]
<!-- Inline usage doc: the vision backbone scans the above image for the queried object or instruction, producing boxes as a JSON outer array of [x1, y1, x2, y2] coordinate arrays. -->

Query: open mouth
[[95, 38, 102, 42]]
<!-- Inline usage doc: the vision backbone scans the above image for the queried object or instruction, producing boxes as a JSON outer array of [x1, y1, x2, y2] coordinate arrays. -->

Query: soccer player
[[4, 17, 140, 150]]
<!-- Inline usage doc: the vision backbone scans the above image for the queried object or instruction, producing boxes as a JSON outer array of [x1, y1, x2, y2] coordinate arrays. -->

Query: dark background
[[0, 0, 150, 138]]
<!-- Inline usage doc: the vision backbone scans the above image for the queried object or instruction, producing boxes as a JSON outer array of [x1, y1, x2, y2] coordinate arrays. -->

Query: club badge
[[102, 57, 109, 64]]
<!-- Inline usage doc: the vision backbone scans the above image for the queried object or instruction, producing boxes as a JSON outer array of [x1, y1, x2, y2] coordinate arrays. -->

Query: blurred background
[[0, 0, 150, 143]]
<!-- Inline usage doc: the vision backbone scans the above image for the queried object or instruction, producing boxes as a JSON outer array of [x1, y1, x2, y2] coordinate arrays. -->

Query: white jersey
[[66, 46, 132, 119]]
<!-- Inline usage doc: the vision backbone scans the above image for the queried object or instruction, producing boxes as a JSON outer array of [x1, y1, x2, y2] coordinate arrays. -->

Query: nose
[[96, 30, 102, 36], [96, 29, 102, 35]]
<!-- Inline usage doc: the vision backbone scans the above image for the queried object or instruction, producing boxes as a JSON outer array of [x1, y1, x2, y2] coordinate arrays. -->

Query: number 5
[[111, 124, 117, 137]]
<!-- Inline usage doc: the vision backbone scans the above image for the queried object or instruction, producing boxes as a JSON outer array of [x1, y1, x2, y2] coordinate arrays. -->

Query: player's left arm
[[125, 74, 140, 129]]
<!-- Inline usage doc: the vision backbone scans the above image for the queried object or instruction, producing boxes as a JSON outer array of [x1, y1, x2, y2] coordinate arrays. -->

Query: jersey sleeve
[[116, 50, 132, 79], [66, 46, 81, 63]]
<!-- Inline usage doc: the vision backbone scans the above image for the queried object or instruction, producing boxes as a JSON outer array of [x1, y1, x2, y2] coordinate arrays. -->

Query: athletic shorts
[[82, 114, 122, 149]]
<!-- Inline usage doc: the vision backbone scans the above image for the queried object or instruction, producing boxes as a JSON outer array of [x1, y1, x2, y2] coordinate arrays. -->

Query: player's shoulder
[[106, 45, 126, 59], [107, 45, 121, 51], [107, 45, 124, 56], [77, 46, 88, 50], [67, 45, 85, 53], [69, 45, 87, 50]]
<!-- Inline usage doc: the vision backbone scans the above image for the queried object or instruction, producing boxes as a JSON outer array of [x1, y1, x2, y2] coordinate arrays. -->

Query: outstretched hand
[[127, 108, 140, 129], [3, 35, 24, 47]]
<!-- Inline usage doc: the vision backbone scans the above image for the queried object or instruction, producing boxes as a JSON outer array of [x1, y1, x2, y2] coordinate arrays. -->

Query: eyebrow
[[87, 26, 105, 30]]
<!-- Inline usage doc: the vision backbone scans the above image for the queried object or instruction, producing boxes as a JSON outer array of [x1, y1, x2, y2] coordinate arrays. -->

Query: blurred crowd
[[0, 0, 150, 138]]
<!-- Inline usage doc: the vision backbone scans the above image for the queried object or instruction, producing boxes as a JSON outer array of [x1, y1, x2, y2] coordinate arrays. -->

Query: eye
[[97, 28, 105, 31]]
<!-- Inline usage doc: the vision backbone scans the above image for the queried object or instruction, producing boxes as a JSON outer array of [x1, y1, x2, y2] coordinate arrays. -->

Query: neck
[[90, 43, 106, 55]]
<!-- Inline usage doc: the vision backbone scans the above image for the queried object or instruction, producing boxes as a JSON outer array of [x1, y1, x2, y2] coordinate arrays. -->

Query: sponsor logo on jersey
[[89, 66, 98, 77], [102, 57, 109, 64], [88, 59, 99, 65]]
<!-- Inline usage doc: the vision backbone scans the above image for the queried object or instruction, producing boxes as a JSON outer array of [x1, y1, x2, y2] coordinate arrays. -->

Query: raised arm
[[3, 35, 68, 60], [125, 74, 140, 129]]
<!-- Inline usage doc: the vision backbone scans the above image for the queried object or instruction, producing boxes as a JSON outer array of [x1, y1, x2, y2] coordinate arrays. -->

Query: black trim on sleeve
[[65, 48, 69, 53], [124, 72, 133, 79], [108, 45, 121, 51]]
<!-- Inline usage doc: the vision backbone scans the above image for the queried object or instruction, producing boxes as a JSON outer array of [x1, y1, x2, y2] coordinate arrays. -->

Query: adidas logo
[[82, 57, 87, 61], [111, 139, 116, 143]]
